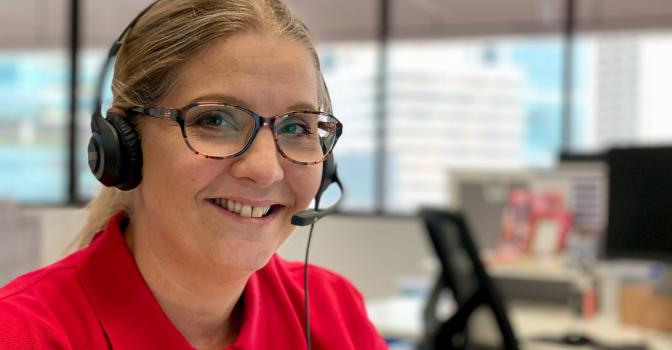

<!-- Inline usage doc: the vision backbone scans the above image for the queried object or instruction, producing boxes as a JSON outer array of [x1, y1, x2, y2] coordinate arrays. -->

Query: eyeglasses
[[126, 102, 343, 165]]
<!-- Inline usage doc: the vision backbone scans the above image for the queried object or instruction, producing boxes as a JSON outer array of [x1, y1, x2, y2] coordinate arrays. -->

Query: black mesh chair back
[[419, 208, 518, 350]]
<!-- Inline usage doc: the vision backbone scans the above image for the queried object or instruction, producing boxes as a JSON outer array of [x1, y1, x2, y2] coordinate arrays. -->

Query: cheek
[[286, 164, 322, 209], [139, 125, 218, 209]]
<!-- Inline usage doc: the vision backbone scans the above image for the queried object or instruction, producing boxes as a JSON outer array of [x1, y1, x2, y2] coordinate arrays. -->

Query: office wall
[[22, 207, 433, 299], [279, 215, 434, 299]]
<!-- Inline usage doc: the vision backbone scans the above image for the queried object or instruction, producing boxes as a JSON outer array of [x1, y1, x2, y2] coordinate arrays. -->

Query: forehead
[[168, 32, 319, 114]]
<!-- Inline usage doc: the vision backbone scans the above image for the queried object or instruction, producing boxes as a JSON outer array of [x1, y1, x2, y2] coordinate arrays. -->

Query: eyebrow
[[187, 93, 319, 114]]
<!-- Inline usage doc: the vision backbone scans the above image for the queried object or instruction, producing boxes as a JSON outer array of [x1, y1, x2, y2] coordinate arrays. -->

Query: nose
[[228, 127, 284, 187]]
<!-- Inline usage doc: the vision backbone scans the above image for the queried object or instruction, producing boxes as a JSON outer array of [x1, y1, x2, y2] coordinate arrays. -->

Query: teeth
[[240, 204, 252, 218], [214, 198, 273, 218]]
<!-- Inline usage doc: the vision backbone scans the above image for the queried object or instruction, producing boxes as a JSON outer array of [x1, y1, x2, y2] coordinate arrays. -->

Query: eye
[[194, 110, 237, 130], [279, 123, 307, 135]]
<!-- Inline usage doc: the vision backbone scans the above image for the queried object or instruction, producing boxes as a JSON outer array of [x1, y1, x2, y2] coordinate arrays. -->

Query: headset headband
[[91, 1, 160, 133]]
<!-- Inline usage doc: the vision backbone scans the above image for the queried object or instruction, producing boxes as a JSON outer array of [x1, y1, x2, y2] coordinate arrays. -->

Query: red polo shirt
[[0, 213, 388, 350]]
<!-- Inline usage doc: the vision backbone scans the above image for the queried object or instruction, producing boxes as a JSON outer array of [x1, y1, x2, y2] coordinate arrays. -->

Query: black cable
[[304, 198, 319, 350]]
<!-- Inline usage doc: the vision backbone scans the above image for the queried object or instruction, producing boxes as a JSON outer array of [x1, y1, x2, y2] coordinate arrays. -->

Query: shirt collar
[[77, 212, 194, 349], [75, 212, 269, 350]]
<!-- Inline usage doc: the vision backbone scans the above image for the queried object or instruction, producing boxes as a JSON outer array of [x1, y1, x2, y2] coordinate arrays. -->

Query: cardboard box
[[620, 284, 672, 330]]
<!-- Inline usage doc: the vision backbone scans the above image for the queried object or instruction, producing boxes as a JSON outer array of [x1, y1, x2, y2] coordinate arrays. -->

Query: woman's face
[[135, 32, 321, 273]]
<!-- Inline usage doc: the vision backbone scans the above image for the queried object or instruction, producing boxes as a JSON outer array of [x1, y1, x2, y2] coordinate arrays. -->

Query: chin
[[209, 240, 277, 273]]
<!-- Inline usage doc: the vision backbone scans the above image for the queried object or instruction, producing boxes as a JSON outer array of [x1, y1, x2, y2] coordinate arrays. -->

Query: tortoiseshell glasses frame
[[125, 102, 343, 165]]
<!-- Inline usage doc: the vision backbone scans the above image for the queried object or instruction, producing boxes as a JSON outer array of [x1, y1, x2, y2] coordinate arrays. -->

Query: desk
[[485, 255, 576, 283], [366, 296, 672, 350]]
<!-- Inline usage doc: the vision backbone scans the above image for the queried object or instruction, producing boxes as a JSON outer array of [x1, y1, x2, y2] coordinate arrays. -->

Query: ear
[[106, 106, 126, 118]]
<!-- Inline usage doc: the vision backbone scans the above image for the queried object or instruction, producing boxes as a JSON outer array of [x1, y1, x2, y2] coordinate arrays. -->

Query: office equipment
[[604, 146, 672, 293], [416, 208, 653, 350], [604, 146, 672, 262], [418, 208, 518, 350]]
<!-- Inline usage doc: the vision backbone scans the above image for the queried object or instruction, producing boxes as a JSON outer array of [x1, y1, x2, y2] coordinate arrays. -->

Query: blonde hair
[[73, 0, 330, 249]]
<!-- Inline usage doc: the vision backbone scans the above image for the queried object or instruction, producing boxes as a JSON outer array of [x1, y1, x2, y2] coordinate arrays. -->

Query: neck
[[124, 220, 248, 350]]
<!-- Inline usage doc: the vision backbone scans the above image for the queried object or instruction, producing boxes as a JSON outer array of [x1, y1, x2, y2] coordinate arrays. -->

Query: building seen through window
[[0, 51, 68, 203], [3, 32, 672, 211]]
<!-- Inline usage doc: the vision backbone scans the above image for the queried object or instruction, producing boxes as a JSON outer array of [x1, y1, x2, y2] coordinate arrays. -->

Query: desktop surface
[[367, 296, 672, 350]]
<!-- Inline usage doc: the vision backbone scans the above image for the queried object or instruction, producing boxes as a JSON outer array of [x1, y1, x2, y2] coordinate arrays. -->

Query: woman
[[0, 0, 388, 349]]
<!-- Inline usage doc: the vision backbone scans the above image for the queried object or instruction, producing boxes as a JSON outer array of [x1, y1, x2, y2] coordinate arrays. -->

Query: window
[[6, 1, 672, 215], [318, 42, 378, 212], [385, 37, 565, 213], [573, 32, 672, 152], [0, 51, 69, 203], [76, 49, 110, 200]]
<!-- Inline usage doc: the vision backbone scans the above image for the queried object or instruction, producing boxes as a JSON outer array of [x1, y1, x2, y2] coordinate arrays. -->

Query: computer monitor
[[604, 146, 672, 263]]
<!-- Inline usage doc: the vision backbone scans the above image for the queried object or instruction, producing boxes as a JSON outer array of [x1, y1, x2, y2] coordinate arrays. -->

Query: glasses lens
[[276, 113, 338, 163], [183, 105, 255, 157]]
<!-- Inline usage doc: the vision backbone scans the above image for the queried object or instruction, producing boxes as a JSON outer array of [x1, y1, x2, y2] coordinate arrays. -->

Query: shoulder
[[0, 251, 87, 349], [0, 247, 87, 302], [0, 252, 79, 300]]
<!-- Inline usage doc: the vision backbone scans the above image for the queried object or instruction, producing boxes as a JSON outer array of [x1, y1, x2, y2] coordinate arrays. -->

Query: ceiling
[[2, 0, 672, 49]]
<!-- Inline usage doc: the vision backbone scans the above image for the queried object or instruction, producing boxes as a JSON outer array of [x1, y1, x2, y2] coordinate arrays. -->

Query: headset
[[87, 1, 343, 348]]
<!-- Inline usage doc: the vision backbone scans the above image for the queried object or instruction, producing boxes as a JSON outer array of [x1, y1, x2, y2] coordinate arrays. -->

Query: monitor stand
[[654, 264, 672, 295]]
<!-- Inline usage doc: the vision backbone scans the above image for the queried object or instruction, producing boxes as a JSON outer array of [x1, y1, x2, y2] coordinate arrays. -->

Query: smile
[[207, 198, 277, 218]]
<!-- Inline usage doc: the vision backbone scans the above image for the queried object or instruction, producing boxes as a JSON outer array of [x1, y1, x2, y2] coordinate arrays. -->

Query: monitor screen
[[605, 146, 672, 262]]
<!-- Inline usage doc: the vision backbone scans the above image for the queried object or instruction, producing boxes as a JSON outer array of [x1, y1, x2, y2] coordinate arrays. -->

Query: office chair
[[418, 208, 518, 350]]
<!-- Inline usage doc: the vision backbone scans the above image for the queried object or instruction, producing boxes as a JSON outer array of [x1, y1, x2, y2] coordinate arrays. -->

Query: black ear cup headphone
[[88, 111, 143, 191], [87, 0, 342, 225]]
